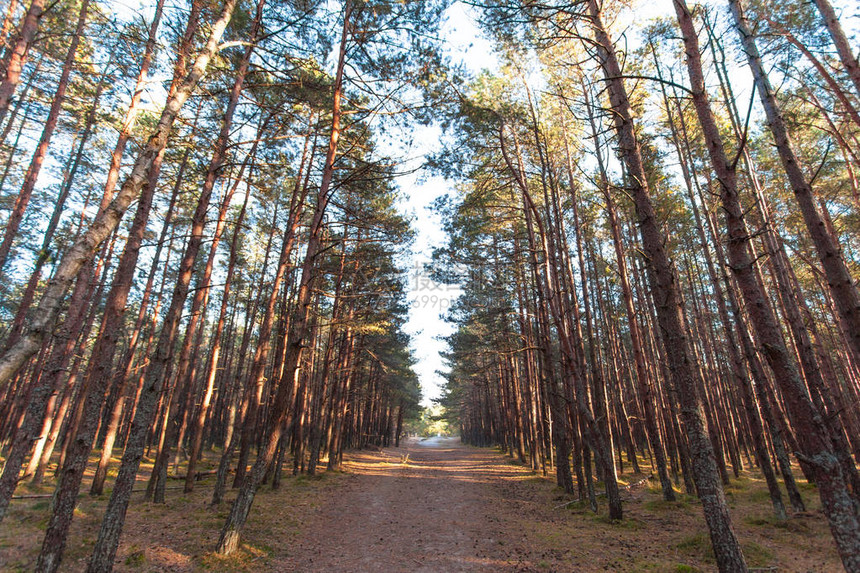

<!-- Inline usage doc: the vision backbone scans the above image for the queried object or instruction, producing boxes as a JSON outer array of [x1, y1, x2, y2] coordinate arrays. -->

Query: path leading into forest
[[285, 437, 543, 572], [4, 435, 841, 571]]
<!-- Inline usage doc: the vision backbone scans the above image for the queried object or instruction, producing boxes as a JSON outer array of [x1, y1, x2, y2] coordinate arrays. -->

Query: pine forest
[[0, 0, 858, 571]]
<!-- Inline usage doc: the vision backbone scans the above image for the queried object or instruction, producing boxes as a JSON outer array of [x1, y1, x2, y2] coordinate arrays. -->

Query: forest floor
[[0, 437, 844, 572]]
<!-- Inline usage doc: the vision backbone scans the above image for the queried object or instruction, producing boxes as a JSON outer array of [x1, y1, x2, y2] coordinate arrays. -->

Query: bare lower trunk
[[680, 2, 860, 568], [184, 151, 257, 493], [216, 2, 350, 553], [583, 87, 675, 501], [587, 1, 746, 569]]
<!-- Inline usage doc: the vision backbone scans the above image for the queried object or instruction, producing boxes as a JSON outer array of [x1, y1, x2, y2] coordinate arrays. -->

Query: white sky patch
[[394, 125, 462, 407], [396, 2, 496, 406]]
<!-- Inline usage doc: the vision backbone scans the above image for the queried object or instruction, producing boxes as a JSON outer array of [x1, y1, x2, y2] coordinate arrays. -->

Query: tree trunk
[[586, 1, 746, 569], [216, 1, 350, 554], [678, 2, 860, 567], [0, 0, 90, 272], [811, 0, 860, 99], [582, 83, 675, 501]]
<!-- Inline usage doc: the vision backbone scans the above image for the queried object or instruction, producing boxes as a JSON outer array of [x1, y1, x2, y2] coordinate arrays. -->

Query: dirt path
[[2, 437, 843, 571], [283, 436, 537, 572], [276, 438, 842, 573]]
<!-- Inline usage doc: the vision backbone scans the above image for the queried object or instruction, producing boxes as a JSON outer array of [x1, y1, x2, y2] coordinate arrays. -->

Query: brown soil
[[281, 436, 534, 572], [279, 437, 842, 572], [0, 437, 844, 572]]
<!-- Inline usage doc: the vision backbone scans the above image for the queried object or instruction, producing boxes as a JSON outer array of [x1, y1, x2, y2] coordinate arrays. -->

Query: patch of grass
[[646, 484, 663, 495], [250, 542, 274, 555], [20, 481, 53, 495], [589, 513, 646, 530], [797, 480, 817, 492], [742, 541, 774, 568], [746, 488, 774, 503], [676, 533, 774, 568], [564, 499, 592, 513], [745, 516, 770, 526], [724, 477, 752, 493], [676, 533, 713, 562], [629, 560, 661, 571], [124, 549, 146, 566], [644, 498, 692, 512], [744, 513, 809, 533], [630, 558, 699, 572], [199, 542, 274, 572]]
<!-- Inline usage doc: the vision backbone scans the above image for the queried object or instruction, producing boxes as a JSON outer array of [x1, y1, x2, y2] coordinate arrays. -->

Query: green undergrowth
[[643, 494, 696, 513], [629, 558, 703, 572], [676, 533, 774, 568], [0, 448, 349, 573], [505, 452, 837, 571]]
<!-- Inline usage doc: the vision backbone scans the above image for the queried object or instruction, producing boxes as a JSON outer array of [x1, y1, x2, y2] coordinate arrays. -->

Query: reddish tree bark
[[0, 0, 90, 272], [0, 0, 45, 128], [676, 2, 860, 567], [585, 1, 746, 569]]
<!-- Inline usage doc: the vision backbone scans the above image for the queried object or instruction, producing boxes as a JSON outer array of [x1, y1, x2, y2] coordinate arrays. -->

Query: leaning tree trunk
[[215, 1, 351, 555], [0, 0, 224, 392], [0, 0, 45, 129], [85, 13, 240, 573], [729, 0, 860, 374], [0, 0, 90, 272], [810, 0, 860, 99], [183, 178, 250, 493], [231, 122, 312, 489], [0, 70, 108, 504], [649, 42, 787, 516], [502, 124, 622, 519], [32, 3, 238, 572], [582, 84, 675, 502], [676, 2, 860, 568], [150, 7, 261, 500], [97, 0, 169, 220], [0, 264, 93, 523], [585, 1, 747, 570]]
